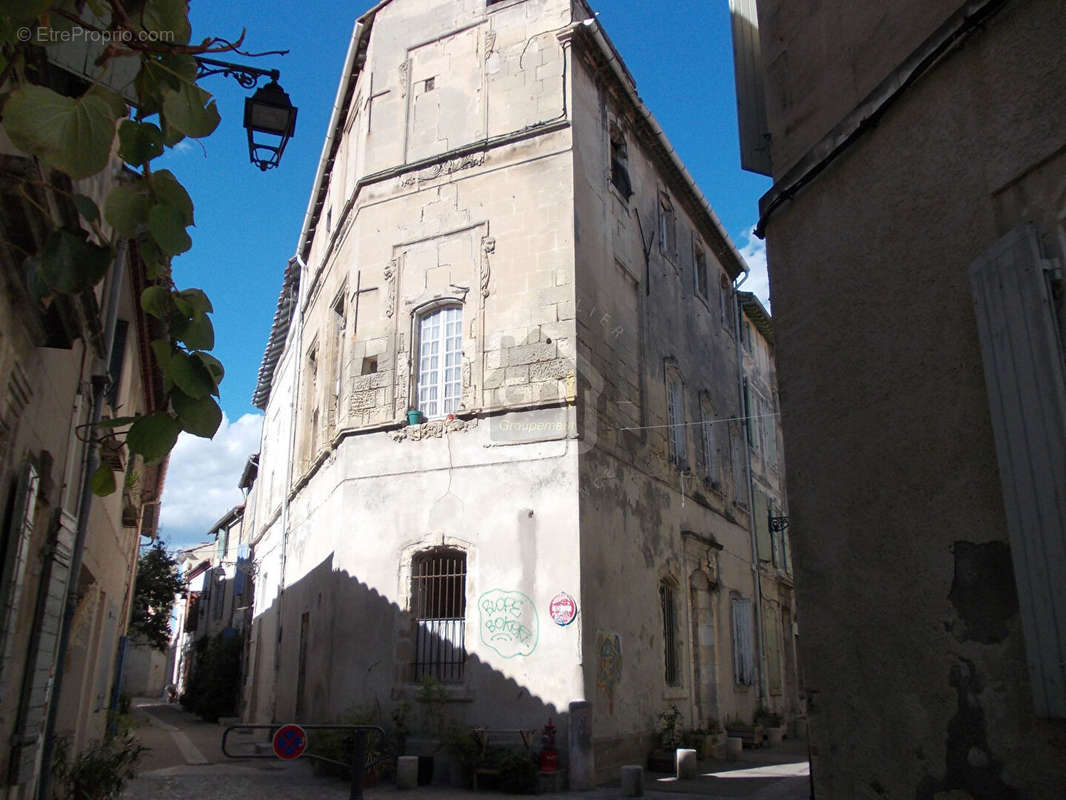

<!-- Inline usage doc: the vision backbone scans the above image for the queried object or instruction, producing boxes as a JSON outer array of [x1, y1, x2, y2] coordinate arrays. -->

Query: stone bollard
[[676, 748, 698, 779], [726, 737, 743, 761], [396, 755, 419, 790], [620, 765, 644, 797]]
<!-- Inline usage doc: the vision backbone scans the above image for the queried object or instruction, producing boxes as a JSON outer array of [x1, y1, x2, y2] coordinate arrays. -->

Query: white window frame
[[417, 304, 463, 418]]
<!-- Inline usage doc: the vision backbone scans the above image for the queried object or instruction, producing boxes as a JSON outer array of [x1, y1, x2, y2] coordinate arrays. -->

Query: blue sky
[[157, 0, 772, 548]]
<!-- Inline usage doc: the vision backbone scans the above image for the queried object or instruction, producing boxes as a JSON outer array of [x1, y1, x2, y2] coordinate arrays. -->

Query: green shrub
[[53, 734, 145, 800], [485, 747, 537, 794], [180, 632, 242, 721]]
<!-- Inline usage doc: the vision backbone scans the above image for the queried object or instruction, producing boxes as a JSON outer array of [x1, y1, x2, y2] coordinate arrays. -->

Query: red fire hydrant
[[539, 717, 558, 772]]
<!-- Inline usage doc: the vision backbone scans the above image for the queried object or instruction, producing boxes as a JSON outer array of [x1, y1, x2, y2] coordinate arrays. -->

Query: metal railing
[[222, 724, 385, 800]]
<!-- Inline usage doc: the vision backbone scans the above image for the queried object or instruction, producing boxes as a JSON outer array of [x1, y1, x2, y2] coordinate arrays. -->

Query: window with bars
[[411, 549, 466, 682], [659, 579, 680, 686], [417, 306, 463, 418]]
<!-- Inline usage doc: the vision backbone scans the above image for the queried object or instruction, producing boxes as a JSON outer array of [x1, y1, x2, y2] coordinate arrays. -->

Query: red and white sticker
[[549, 592, 577, 626]]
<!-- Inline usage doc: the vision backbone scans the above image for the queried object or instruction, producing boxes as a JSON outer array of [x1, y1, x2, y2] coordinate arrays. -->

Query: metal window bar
[[412, 551, 466, 682], [660, 582, 679, 685]]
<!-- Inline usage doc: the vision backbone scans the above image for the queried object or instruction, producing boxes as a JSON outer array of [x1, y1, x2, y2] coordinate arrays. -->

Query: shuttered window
[[0, 461, 39, 700], [667, 374, 687, 468], [700, 397, 721, 485], [412, 549, 466, 682], [417, 306, 463, 418], [732, 596, 755, 686]]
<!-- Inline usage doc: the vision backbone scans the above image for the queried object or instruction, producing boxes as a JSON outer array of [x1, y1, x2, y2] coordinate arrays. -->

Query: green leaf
[[174, 314, 213, 350], [150, 170, 193, 226], [90, 462, 117, 496], [173, 288, 211, 319], [148, 204, 192, 255], [104, 180, 151, 237], [136, 235, 168, 280], [127, 411, 181, 463], [3, 84, 126, 178], [40, 228, 112, 294], [118, 119, 164, 166], [150, 338, 172, 370], [161, 81, 220, 139], [167, 351, 215, 399], [137, 0, 192, 46], [193, 352, 224, 386], [72, 194, 100, 224], [171, 390, 221, 438], [140, 286, 172, 319]]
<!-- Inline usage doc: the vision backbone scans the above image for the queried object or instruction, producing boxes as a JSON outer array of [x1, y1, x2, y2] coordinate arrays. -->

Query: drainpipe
[[37, 241, 127, 800], [271, 254, 306, 722], [732, 270, 768, 710]]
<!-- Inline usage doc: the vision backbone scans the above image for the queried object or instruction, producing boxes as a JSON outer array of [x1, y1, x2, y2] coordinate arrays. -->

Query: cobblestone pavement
[[122, 700, 810, 800]]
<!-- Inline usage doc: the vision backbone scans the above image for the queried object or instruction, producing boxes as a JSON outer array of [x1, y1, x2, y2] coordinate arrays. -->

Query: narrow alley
[[122, 700, 810, 800]]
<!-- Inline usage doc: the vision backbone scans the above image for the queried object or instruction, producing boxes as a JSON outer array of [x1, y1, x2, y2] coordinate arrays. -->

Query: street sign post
[[272, 723, 307, 760]]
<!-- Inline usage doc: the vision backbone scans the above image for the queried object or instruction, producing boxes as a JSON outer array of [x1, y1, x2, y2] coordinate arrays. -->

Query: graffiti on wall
[[479, 589, 539, 658], [595, 629, 622, 714]]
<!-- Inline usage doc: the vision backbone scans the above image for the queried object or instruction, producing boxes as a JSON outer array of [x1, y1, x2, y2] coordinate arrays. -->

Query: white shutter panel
[[969, 224, 1066, 718], [10, 510, 77, 784]]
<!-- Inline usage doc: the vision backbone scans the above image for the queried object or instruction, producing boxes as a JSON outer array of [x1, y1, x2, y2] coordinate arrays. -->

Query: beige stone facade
[[245, 0, 800, 783], [734, 0, 1066, 796], [0, 145, 166, 797]]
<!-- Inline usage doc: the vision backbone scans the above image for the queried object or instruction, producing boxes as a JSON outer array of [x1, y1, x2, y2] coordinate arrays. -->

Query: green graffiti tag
[[479, 589, 539, 658]]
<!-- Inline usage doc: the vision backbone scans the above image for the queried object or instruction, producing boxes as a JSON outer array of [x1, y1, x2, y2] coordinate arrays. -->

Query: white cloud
[[159, 412, 263, 549], [737, 226, 771, 312]]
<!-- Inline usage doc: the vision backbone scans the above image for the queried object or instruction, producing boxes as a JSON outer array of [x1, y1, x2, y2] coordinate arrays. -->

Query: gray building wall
[[748, 0, 1066, 796]]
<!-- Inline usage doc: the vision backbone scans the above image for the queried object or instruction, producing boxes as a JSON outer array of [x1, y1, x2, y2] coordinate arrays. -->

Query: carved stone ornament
[[384, 257, 398, 318], [391, 415, 478, 442], [480, 236, 495, 298]]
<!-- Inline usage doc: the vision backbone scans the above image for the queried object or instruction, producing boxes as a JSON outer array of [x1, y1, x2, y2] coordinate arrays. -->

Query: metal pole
[[349, 729, 369, 800]]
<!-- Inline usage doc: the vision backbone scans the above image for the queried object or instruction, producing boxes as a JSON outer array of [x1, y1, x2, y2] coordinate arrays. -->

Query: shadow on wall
[[245, 554, 574, 784]]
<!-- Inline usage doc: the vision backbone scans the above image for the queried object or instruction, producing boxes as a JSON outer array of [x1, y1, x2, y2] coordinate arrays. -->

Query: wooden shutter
[[732, 597, 755, 685], [0, 461, 39, 702], [10, 509, 77, 784], [754, 488, 771, 561], [969, 224, 1066, 718], [729, 0, 772, 175]]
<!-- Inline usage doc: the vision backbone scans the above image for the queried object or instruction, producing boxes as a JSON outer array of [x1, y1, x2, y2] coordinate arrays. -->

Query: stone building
[[732, 0, 1066, 796], [0, 148, 166, 796], [244, 0, 800, 782]]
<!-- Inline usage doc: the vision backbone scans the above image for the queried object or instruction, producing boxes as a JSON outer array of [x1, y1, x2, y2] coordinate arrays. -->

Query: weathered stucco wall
[[757, 0, 1066, 796]]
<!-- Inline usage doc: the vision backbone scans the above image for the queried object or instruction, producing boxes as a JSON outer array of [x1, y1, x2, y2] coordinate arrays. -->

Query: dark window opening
[[610, 125, 632, 198], [361, 356, 378, 375], [660, 579, 680, 686], [412, 549, 466, 682]]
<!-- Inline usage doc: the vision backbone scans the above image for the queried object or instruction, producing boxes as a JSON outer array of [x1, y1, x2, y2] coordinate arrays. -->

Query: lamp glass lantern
[[243, 80, 298, 171]]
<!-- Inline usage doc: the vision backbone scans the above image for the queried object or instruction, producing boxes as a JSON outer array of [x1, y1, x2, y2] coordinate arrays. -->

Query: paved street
[[122, 700, 810, 800]]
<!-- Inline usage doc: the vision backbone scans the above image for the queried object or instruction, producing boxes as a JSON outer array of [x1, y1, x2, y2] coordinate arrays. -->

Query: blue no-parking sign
[[272, 724, 307, 760]]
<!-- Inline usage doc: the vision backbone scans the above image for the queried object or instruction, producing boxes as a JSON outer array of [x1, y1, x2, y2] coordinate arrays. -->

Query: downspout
[[272, 254, 306, 722], [733, 270, 768, 709], [37, 241, 127, 800]]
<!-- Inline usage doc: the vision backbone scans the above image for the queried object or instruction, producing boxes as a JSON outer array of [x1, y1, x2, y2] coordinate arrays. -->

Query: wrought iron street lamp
[[195, 56, 298, 170], [243, 80, 298, 171]]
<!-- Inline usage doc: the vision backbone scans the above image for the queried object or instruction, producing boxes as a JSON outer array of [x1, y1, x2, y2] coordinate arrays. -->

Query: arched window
[[416, 305, 463, 418], [411, 548, 466, 682]]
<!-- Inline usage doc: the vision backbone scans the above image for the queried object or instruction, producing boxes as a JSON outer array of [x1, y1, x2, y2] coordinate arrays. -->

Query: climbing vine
[[0, 1, 263, 494]]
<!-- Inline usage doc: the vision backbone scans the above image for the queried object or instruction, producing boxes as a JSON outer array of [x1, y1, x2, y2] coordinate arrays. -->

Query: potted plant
[[648, 705, 684, 772], [725, 714, 764, 748], [754, 707, 785, 745]]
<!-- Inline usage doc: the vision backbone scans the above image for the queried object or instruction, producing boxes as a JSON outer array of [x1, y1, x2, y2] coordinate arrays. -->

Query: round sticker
[[549, 592, 577, 626]]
